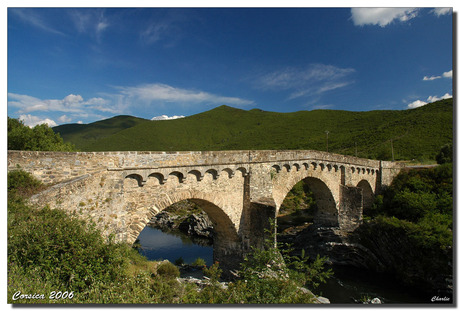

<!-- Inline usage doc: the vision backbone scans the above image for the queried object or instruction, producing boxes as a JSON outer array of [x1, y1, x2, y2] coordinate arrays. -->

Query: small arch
[[371, 169, 375, 175], [169, 171, 185, 183], [333, 165, 339, 172], [351, 167, 356, 174], [148, 172, 165, 185], [222, 168, 234, 178], [188, 170, 203, 181], [319, 163, 325, 171], [125, 173, 144, 187], [272, 165, 281, 173], [283, 164, 291, 172], [293, 163, 300, 171], [357, 167, 361, 174], [326, 164, 332, 171], [311, 162, 318, 170], [367, 168, 371, 174], [205, 169, 219, 180], [236, 167, 248, 177], [302, 163, 309, 170]]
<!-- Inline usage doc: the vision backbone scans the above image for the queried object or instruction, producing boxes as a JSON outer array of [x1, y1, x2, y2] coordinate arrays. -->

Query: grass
[[54, 99, 453, 162]]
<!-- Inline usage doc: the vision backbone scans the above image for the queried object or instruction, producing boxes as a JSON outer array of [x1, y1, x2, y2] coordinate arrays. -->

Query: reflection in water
[[137, 225, 213, 265]]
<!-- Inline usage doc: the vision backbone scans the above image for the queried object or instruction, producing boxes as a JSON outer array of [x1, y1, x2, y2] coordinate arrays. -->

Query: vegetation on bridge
[[53, 98, 452, 162]]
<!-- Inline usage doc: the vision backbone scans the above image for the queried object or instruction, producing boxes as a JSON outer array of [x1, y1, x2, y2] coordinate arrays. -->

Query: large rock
[[178, 212, 214, 238]]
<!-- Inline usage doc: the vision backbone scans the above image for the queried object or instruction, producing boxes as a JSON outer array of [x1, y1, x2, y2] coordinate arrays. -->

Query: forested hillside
[[53, 98, 453, 162]]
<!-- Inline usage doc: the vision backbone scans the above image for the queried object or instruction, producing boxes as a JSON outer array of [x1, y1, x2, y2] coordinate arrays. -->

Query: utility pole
[[390, 139, 395, 162], [325, 131, 329, 152]]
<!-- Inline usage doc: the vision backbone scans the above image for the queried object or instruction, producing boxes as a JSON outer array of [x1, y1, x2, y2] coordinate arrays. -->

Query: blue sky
[[7, 7, 454, 127]]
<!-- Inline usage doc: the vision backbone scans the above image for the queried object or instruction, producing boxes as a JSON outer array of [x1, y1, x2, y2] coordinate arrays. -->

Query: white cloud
[[407, 99, 428, 109], [58, 115, 72, 123], [256, 64, 355, 100], [351, 8, 419, 27], [10, 8, 65, 35], [69, 9, 109, 40], [117, 83, 254, 106], [423, 75, 441, 81], [423, 70, 452, 81], [442, 70, 453, 79], [19, 114, 57, 128], [151, 115, 185, 121], [431, 8, 453, 17], [8, 93, 119, 115], [407, 93, 452, 109]]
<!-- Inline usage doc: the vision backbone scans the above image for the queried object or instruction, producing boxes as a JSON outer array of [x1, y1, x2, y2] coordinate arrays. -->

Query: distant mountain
[[53, 99, 453, 161]]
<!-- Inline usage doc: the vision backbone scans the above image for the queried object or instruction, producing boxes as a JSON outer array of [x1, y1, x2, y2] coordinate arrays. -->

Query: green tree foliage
[[362, 158, 453, 290], [8, 117, 75, 151], [436, 143, 453, 164]]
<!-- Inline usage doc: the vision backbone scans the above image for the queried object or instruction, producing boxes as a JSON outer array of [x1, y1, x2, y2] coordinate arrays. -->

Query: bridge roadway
[[8, 150, 403, 272]]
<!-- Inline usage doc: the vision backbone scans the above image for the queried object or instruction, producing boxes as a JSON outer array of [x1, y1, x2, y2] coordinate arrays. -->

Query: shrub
[[191, 257, 206, 267], [8, 170, 44, 198], [156, 261, 180, 278]]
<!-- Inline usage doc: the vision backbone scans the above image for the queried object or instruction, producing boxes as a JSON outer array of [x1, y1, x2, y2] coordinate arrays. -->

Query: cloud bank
[[8, 83, 254, 126], [423, 70, 452, 81], [407, 93, 452, 109], [116, 83, 254, 107], [351, 8, 452, 27]]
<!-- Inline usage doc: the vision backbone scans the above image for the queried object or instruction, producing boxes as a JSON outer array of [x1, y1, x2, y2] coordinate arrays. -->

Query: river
[[137, 225, 431, 304]]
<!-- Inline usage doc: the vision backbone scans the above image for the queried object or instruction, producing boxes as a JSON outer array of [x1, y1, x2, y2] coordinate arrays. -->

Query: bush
[[156, 261, 180, 278], [436, 144, 453, 164], [8, 170, 45, 197], [191, 257, 206, 267]]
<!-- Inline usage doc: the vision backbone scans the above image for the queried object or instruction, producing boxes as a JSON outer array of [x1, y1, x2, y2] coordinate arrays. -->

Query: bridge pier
[[338, 185, 363, 232]]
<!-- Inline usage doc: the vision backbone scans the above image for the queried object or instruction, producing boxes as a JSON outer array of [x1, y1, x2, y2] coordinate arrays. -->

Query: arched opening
[[277, 177, 338, 235], [357, 180, 374, 213], [134, 198, 240, 276]]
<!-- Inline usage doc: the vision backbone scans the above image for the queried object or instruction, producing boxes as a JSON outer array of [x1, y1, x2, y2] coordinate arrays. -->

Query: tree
[[8, 117, 75, 151], [436, 144, 452, 164]]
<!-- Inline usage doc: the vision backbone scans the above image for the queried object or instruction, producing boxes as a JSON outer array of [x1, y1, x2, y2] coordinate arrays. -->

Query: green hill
[[53, 99, 453, 162], [53, 115, 150, 150]]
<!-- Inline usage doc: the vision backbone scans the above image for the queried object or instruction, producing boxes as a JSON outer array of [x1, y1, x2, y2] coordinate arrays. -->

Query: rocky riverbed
[[148, 201, 452, 301]]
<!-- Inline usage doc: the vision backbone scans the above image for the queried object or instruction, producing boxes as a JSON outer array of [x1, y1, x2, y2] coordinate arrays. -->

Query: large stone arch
[[272, 167, 339, 228], [303, 177, 339, 227], [124, 177, 243, 271]]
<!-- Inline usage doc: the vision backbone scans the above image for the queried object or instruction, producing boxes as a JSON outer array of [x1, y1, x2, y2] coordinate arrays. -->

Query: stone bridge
[[8, 150, 403, 272]]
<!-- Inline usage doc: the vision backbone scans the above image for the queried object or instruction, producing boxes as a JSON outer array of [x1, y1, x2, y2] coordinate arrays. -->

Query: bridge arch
[[128, 192, 241, 267], [356, 179, 374, 211], [273, 167, 339, 228], [303, 177, 339, 227]]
